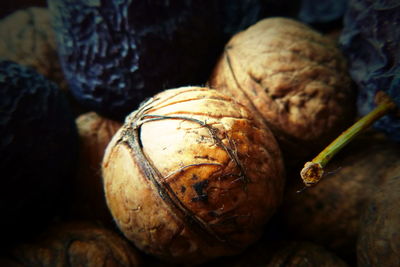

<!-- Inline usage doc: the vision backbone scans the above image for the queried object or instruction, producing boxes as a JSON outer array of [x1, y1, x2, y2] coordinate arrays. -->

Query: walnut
[[102, 86, 285, 264], [70, 112, 122, 223], [208, 17, 355, 160], [7, 222, 142, 267]]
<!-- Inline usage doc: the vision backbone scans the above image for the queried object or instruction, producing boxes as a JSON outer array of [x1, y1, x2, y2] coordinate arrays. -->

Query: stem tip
[[300, 162, 324, 187]]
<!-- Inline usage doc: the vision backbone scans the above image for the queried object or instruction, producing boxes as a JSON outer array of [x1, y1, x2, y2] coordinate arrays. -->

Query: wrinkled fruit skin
[[208, 17, 355, 161], [48, 0, 223, 120], [102, 87, 285, 264], [48, 0, 303, 120], [339, 0, 400, 141], [8, 222, 142, 267], [0, 60, 78, 243], [358, 176, 400, 266]]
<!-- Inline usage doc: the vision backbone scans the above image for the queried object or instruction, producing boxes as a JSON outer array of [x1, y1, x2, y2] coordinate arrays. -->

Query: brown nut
[[7, 221, 142, 267], [281, 130, 400, 261], [357, 175, 400, 266], [0, 7, 67, 90], [71, 112, 122, 223], [208, 17, 355, 160], [102, 86, 285, 264]]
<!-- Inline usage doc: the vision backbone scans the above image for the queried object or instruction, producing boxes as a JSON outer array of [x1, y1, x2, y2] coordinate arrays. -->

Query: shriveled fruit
[[208, 17, 355, 161], [102, 86, 285, 264], [0, 60, 78, 244]]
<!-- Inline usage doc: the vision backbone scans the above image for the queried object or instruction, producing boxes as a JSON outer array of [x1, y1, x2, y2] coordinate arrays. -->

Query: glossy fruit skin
[[102, 87, 285, 264], [339, 0, 400, 141], [0, 60, 78, 244]]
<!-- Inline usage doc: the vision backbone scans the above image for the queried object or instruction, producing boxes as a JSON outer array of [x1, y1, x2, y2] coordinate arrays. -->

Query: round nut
[[208, 17, 355, 160], [102, 86, 285, 264]]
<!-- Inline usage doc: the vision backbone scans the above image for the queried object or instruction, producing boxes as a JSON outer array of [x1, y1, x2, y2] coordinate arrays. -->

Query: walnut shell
[[280, 131, 400, 261], [0, 7, 67, 90], [102, 86, 285, 264], [7, 222, 142, 267], [208, 17, 355, 160], [71, 112, 122, 223], [357, 176, 400, 266]]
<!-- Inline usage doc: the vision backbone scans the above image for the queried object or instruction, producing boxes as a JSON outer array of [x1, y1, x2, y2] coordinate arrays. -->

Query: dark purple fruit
[[48, 0, 222, 120], [48, 0, 301, 120], [0, 60, 78, 244], [339, 0, 400, 141]]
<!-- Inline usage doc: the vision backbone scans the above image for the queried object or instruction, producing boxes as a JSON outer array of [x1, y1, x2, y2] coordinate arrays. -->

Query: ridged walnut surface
[[102, 87, 285, 264], [208, 17, 355, 160]]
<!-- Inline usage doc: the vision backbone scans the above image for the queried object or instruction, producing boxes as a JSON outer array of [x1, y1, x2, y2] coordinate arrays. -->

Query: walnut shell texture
[[208, 17, 355, 160], [0, 7, 67, 90], [102, 86, 285, 264], [8, 222, 142, 267], [71, 112, 122, 223]]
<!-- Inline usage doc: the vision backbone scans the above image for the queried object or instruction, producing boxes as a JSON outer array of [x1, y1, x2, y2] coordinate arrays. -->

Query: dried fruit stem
[[300, 91, 397, 187]]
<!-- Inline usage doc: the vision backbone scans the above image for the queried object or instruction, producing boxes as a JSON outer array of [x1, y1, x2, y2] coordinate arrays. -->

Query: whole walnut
[[208, 17, 355, 161], [5, 222, 142, 267], [102, 87, 285, 264], [0, 7, 67, 90], [71, 112, 122, 223]]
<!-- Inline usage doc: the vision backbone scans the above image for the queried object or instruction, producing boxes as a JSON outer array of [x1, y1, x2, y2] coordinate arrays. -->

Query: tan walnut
[[71, 112, 122, 223], [208, 17, 355, 160], [102, 86, 285, 264]]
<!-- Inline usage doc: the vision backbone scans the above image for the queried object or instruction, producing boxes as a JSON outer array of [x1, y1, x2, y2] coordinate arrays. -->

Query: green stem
[[300, 94, 397, 187]]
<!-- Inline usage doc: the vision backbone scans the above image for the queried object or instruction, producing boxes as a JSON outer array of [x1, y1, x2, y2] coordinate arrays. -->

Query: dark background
[[0, 0, 46, 19]]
